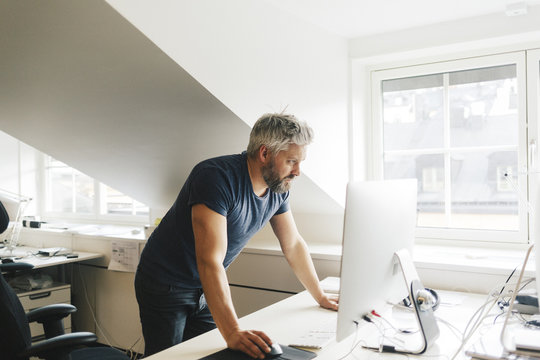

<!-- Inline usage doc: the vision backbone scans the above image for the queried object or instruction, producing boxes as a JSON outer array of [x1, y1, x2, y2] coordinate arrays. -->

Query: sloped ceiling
[[0, 0, 342, 215], [105, 0, 350, 206]]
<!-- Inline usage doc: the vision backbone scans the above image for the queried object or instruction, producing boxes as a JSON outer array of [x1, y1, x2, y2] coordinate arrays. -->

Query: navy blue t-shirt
[[137, 152, 290, 288]]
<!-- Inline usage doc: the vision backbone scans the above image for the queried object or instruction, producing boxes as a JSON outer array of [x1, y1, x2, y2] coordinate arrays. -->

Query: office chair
[[0, 201, 129, 360], [0, 197, 8, 234]]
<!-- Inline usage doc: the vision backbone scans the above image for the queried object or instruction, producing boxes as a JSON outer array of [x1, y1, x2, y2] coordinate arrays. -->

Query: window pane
[[74, 172, 94, 213], [450, 150, 518, 231], [47, 158, 94, 214], [49, 166, 73, 213], [382, 74, 444, 151], [449, 65, 517, 147], [102, 185, 149, 216], [380, 61, 521, 234], [384, 153, 445, 228], [133, 200, 149, 216], [103, 186, 131, 215]]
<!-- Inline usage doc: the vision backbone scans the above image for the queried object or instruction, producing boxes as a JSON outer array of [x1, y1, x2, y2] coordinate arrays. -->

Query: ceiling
[[263, 0, 540, 38], [0, 0, 345, 218]]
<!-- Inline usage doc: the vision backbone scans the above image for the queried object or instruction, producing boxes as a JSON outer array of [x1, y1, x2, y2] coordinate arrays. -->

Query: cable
[[76, 264, 117, 349], [435, 316, 463, 340], [500, 244, 535, 355], [449, 266, 522, 360], [75, 266, 142, 358], [126, 336, 143, 360], [336, 320, 367, 360], [450, 296, 499, 360], [504, 173, 535, 215], [369, 310, 418, 335]]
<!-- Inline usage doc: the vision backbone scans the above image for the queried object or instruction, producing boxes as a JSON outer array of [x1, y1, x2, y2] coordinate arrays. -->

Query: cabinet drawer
[[18, 284, 71, 311], [227, 252, 341, 293], [227, 253, 302, 292]]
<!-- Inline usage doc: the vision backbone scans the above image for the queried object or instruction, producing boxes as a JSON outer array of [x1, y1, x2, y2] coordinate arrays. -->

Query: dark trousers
[[134, 271, 217, 357]]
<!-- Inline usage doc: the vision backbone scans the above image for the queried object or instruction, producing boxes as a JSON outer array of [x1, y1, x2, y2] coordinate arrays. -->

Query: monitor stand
[[394, 248, 440, 354]]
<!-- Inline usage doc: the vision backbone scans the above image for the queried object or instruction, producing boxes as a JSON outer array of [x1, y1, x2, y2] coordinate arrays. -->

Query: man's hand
[[225, 328, 273, 359], [318, 293, 339, 311]]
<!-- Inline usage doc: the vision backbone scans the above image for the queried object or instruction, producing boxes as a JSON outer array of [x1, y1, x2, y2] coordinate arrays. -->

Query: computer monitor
[[336, 179, 418, 343]]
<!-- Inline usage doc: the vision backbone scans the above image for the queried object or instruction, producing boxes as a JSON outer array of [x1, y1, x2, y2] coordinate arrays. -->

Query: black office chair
[[0, 197, 8, 234], [0, 201, 129, 360]]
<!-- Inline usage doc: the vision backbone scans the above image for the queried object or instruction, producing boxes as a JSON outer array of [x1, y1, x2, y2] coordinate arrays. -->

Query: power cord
[[369, 310, 418, 335], [126, 336, 143, 360], [76, 264, 144, 358], [449, 265, 527, 360], [336, 319, 367, 360], [76, 264, 116, 347]]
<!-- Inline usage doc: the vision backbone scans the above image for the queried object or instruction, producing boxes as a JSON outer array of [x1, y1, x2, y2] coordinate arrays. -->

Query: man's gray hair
[[247, 113, 314, 158]]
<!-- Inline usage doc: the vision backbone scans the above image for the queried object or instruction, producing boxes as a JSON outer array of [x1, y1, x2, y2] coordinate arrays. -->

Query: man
[[135, 113, 338, 358]]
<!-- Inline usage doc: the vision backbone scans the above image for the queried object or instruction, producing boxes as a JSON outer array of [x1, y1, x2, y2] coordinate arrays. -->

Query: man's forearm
[[284, 239, 325, 302], [198, 262, 240, 339]]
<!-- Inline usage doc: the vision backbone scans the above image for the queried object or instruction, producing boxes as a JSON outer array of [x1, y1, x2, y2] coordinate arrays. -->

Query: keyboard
[[288, 318, 336, 349]]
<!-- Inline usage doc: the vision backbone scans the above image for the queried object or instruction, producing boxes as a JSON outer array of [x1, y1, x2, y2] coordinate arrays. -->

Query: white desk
[[1, 245, 104, 340], [1, 245, 103, 284], [0, 245, 102, 268], [145, 289, 489, 360]]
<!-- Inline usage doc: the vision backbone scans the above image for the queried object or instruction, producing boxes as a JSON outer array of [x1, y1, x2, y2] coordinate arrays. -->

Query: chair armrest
[[0, 262, 34, 272], [27, 303, 77, 323], [17, 331, 98, 359], [27, 304, 77, 338]]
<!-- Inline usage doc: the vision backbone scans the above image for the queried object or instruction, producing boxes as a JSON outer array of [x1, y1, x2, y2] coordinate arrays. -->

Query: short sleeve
[[187, 167, 233, 216], [274, 192, 290, 215]]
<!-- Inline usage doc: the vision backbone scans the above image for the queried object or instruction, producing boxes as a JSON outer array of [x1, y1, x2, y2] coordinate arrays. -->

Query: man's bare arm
[[192, 204, 272, 359], [270, 211, 338, 310]]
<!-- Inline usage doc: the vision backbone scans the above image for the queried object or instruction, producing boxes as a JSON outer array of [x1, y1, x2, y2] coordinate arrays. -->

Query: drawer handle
[[29, 292, 51, 300]]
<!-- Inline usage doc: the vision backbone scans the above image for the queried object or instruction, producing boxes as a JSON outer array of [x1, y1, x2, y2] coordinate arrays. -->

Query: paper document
[[108, 240, 139, 272]]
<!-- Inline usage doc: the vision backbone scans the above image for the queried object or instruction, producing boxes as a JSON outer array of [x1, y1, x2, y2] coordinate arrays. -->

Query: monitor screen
[[336, 179, 418, 342]]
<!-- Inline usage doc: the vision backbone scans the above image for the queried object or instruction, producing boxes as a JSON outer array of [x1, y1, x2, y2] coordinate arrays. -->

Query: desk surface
[[146, 289, 488, 360], [0, 245, 102, 268]]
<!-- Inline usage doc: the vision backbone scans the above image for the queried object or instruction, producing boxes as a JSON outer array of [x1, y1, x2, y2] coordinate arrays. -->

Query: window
[[371, 52, 532, 243], [44, 156, 149, 222], [100, 184, 149, 217], [46, 157, 95, 214]]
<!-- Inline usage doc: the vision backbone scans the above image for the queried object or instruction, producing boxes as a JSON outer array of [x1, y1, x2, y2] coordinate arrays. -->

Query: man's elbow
[[197, 257, 223, 277]]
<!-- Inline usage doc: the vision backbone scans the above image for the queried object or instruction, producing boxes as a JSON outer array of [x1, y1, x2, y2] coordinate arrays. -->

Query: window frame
[[527, 49, 540, 246], [370, 51, 529, 244]]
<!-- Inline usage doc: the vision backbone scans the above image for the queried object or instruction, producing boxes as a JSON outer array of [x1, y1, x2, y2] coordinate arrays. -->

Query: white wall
[[0, 1, 345, 243], [349, 6, 540, 59], [0, 131, 38, 216], [347, 8, 540, 182], [106, 0, 350, 206]]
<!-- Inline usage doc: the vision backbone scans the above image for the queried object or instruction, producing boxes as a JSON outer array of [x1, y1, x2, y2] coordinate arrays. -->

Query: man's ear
[[259, 145, 269, 162]]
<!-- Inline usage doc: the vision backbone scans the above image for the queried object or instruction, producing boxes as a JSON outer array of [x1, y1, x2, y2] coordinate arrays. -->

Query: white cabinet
[[227, 251, 340, 316], [230, 286, 293, 318], [17, 283, 72, 341]]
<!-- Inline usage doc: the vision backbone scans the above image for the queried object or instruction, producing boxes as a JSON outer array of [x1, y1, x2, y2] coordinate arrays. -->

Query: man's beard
[[262, 161, 294, 194]]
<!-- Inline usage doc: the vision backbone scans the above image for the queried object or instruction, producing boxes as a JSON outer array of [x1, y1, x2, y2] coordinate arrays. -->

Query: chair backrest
[[0, 264, 33, 359], [0, 200, 9, 234]]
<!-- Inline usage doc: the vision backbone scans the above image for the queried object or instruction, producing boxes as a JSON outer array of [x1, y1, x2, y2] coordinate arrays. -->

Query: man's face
[[262, 144, 306, 194]]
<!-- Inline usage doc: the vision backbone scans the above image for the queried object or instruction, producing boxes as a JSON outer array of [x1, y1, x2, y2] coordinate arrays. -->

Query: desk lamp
[[0, 189, 31, 253]]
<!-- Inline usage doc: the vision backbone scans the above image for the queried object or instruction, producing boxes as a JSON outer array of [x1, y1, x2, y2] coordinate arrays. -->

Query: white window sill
[[243, 238, 535, 277]]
